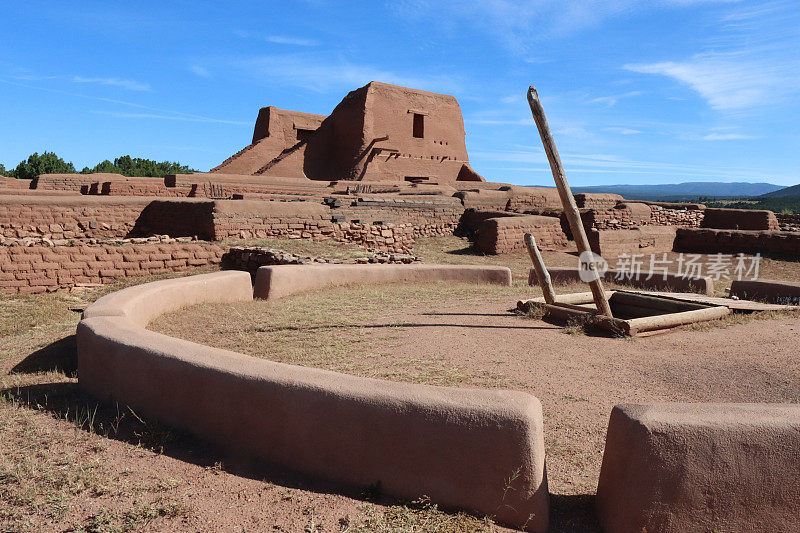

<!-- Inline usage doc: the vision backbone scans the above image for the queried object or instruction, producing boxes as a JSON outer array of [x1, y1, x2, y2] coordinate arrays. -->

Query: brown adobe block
[[597, 403, 800, 533]]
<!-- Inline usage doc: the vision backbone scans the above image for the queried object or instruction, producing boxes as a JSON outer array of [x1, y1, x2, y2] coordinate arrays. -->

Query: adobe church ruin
[[211, 81, 485, 183]]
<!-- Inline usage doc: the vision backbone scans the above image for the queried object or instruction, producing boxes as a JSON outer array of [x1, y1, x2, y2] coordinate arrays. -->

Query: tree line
[[0, 152, 196, 180]]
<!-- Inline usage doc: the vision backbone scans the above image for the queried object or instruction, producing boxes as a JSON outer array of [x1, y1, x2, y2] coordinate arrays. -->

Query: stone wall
[[474, 214, 567, 254], [574, 193, 624, 209], [0, 241, 224, 294], [649, 205, 704, 227], [674, 228, 800, 257], [0, 196, 153, 240], [588, 227, 677, 259], [776, 213, 800, 231], [701, 208, 780, 231], [224, 246, 420, 277], [336, 195, 465, 237]]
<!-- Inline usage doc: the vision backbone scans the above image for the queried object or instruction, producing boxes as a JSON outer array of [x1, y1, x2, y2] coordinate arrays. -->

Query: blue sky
[[1, 0, 798, 186]]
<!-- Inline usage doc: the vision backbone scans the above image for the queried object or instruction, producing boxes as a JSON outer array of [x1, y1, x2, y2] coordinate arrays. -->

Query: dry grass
[[152, 282, 526, 388], [1, 268, 509, 532]]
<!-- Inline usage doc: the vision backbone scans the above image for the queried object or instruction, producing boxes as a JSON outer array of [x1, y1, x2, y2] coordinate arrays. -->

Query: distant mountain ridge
[[568, 181, 784, 201], [759, 183, 800, 198]]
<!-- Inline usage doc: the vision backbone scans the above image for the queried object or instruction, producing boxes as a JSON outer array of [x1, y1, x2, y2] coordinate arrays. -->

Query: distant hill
[[570, 182, 784, 201], [759, 183, 800, 198]]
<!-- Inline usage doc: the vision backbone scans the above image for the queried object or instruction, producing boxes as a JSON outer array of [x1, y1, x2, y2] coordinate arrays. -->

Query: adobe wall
[[729, 279, 800, 305], [302, 82, 479, 183], [0, 196, 154, 239], [474, 215, 567, 255], [588, 227, 677, 259], [701, 208, 780, 230], [336, 195, 465, 237], [596, 403, 800, 533], [574, 193, 624, 209], [0, 240, 224, 294], [2, 177, 32, 189], [31, 173, 126, 191], [674, 228, 800, 258], [77, 270, 548, 531]]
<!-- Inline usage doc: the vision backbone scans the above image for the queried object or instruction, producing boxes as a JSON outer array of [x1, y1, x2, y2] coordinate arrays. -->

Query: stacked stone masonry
[[674, 228, 800, 257], [474, 215, 568, 254], [224, 246, 421, 277], [0, 197, 152, 240], [0, 241, 224, 294]]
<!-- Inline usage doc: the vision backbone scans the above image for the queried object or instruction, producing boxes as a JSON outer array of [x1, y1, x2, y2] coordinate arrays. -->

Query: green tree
[[83, 155, 195, 177], [12, 152, 76, 180], [0, 163, 6, 177]]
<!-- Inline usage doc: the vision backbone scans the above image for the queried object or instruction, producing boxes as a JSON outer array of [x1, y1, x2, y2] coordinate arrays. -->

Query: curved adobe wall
[[253, 263, 512, 299], [77, 268, 547, 531]]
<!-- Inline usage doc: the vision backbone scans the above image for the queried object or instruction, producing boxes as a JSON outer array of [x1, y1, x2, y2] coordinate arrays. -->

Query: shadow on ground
[[4, 334, 602, 531], [11, 334, 77, 375]]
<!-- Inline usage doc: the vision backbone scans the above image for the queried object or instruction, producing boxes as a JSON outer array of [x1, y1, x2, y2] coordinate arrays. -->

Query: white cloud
[[190, 65, 211, 78], [71, 76, 151, 92], [91, 110, 249, 126], [587, 90, 643, 107], [392, 0, 741, 53], [266, 35, 319, 46], [235, 30, 319, 47], [702, 132, 756, 140], [624, 1, 800, 111], [223, 54, 459, 94], [604, 127, 643, 135], [623, 55, 788, 110]]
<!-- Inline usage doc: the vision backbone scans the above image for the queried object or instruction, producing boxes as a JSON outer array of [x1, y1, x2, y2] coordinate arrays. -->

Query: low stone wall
[[224, 247, 420, 278], [701, 208, 780, 230], [528, 267, 714, 295], [588, 227, 677, 259], [99, 178, 191, 197], [574, 193, 623, 209], [596, 403, 800, 532], [77, 270, 548, 531], [776, 213, 800, 231], [729, 279, 800, 305], [649, 205, 704, 227], [674, 228, 800, 258], [2, 177, 31, 189], [0, 196, 154, 240], [474, 215, 568, 254], [31, 173, 125, 191], [0, 241, 224, 294], [336, 195, 465, 237], [254, 263, 512, 300]]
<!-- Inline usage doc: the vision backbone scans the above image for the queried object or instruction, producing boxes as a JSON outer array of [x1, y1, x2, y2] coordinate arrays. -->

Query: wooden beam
[[524, 233, 556, 304], [527, 86, 613, 318]]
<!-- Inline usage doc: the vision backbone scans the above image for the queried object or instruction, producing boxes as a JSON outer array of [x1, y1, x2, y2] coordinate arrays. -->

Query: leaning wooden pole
[[527, 86, 613, 317], [524, 233, 556, 304]]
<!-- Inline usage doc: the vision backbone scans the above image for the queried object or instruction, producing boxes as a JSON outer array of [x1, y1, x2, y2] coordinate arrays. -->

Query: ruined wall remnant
[[212, 81, 485, 183]]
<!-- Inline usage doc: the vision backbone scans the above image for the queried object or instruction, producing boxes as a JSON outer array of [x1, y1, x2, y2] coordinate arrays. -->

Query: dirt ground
[[2, 236, 799, 532], [152, 282, 800, 532]]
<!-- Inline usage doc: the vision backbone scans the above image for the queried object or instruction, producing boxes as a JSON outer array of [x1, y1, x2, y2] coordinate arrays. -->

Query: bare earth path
[[153, 283, 800, 531]]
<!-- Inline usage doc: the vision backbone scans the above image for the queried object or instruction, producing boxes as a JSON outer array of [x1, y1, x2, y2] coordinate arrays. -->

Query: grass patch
[[151, 282, 525, 388], [685, 308, 800, 332]]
